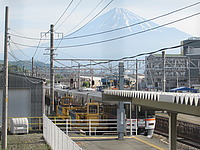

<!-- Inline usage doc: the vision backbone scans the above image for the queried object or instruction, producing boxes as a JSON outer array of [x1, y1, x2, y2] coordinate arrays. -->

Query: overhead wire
[[62, 0, 113, 37], [53, 12, 200, 48], [55, 0, 83, 31], [63, 0, 103, 35], [55, 0, 112, 49], [9, 38, 30, 59], [9, 33, 50, 73], [10, 12, 200, 49], [67, 40, 200, 68], [32, 30, 51, 60], [54, 0, 74, 26], [8, 45, 46, 84], [62, 1, 200, 39], [9, 28, 51, 63], [8, 1, 199, 41]]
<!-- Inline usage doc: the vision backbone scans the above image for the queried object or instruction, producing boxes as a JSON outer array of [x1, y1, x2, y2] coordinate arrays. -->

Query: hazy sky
[[0, 0, 199, 56]]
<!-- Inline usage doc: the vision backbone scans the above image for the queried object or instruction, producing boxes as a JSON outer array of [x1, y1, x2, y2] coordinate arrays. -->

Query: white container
[[10, 118, 29, 134]]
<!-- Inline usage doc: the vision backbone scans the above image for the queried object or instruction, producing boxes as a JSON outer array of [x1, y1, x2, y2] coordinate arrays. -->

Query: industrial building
[[145, 37, 200, 91]]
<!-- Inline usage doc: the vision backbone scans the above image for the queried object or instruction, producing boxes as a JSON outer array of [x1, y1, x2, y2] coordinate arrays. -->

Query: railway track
[[155, 115, 200, 149]]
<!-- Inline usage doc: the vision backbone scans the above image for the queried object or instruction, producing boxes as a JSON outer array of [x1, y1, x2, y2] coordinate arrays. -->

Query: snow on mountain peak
[[77, 7, 159, 34]]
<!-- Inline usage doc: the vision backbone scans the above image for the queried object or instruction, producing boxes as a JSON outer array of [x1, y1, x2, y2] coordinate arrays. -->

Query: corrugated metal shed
[[0, 72, 45, 123]]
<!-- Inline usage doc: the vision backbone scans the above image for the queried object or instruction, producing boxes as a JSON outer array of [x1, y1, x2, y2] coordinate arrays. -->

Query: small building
[[181, 37, 200, 87], [0, 72, 45, 125]]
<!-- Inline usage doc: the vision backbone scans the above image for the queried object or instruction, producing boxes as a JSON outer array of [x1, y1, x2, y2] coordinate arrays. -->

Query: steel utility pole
[[77, 63, 80, 89], [2, 6, 9, 149], [50, 24, 55, 114], [135, 59, 138, 91], [162, 51, 166, 92], [117, 62, 125, 140], [32, 57, 34, 76]]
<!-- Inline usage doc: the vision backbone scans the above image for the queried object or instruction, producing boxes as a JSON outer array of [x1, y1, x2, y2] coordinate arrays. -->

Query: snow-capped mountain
[[56, 7, 190, 59], [75, 8, 159, 34], [4, 8, 191, 63]]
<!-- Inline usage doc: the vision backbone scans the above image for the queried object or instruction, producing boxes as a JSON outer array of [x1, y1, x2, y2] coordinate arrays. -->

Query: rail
[[156, 115, 200, 147], [43, 114, 82, 150]]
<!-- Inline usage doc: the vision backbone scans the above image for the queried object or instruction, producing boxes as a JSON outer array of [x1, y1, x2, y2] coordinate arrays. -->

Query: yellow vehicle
[[56, 96, 101, 120]]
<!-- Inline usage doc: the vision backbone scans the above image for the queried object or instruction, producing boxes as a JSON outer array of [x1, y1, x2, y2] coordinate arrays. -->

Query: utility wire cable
[[8, 47, 46, 84], [9, 12, 200, 48], [62, 1, 200, 39], [8, 43, 33, 67], [64, 0, 103, 35], [10, 38, 30, 58], [55, 0, 104, 49], [54, 0, 74, 26], [33, 30, 51, 61], [9, 1, 199, 41], [55, 12, 200, 48], [68, 40, 200, 68], [55, 0, 83, 31], [62, 0, 113, 37]]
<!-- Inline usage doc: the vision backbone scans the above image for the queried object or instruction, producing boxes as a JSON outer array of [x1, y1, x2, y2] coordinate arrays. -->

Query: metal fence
[[52, 118, 118, 136], [43, 115, 82, 150]]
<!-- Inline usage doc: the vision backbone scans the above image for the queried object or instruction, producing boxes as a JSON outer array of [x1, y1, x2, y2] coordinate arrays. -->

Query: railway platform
[[72, 135, 169, 150]]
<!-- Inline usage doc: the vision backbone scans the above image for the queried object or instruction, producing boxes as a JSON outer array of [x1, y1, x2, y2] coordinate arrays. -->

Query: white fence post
[[136, 119, 138, 135], [130, 119, 133, 136], [66, 119, 68, 135], [89, 119, 91, 136]]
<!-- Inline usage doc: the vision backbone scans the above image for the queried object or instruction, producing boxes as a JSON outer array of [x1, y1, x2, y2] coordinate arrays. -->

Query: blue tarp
[[169, 87, 198, 92]]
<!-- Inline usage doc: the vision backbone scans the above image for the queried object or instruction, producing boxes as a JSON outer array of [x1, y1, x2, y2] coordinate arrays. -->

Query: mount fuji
[[7, 8, 191, 62]]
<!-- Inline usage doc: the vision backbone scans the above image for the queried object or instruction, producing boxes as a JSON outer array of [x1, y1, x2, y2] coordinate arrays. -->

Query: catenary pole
[[117, 62, 125, 140], [50, 24, 55, 114], [32, 57, 34, 76], [162, 51, 166, 92], [2, 6, 9, 149], [136, 59, 138, 91]]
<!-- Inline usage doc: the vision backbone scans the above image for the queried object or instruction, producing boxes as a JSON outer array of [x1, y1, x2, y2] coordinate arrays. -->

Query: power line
[[62, 1, 200, 39], [54, 0, 74, 26], [54, 12, 200, 48], [9, 12, 200, 48], [55, 0, 113, 49], [68, 40, 199, 68], [63, 0, 103, 35], [8, 47, 46, 84], [9, 38, 30, 58], [55, 0, 83, 31], [63, 0, 113, 37], [9, 1, 199, 41]]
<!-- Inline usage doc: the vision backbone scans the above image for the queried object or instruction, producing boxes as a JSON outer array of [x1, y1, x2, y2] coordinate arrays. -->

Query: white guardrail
[[55, 119, 118, 136], [43, 115, 82, 150]]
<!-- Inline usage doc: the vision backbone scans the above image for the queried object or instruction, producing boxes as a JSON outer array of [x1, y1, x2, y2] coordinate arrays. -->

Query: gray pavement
[[72, 135, 168, 150]]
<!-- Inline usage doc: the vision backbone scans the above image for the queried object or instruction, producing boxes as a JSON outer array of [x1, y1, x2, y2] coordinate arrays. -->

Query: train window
[[147, 111, 155, 118], [89, 105, 98, 114]]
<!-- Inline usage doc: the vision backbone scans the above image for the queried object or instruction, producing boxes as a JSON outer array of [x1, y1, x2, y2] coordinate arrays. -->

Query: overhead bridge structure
[[102, 90, 200, 150]]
